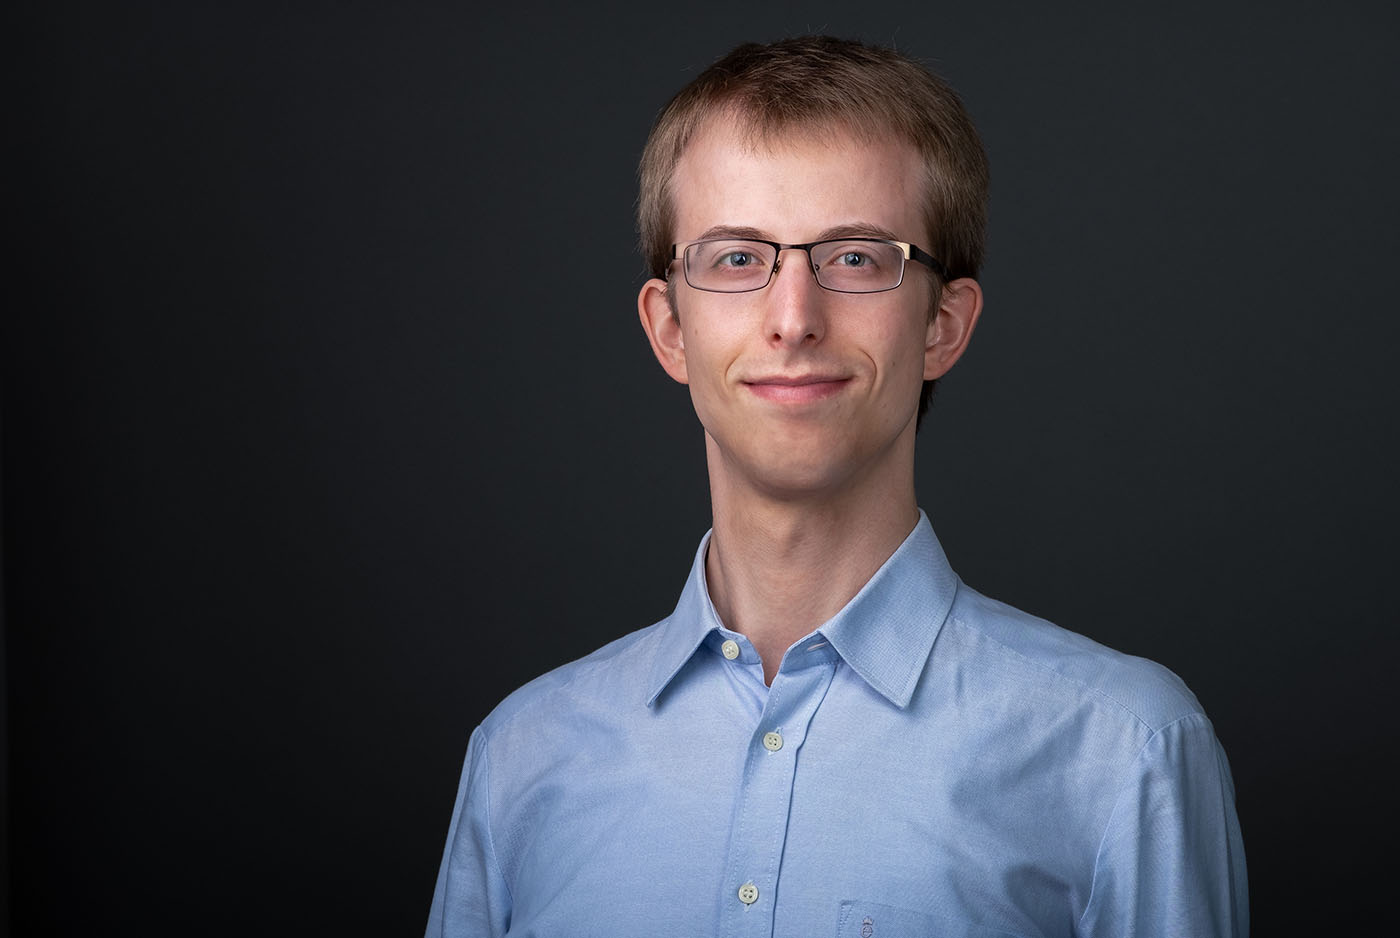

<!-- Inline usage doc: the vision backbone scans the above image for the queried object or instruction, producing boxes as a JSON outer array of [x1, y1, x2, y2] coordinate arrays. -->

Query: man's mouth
[[742, 374, 852, 403]]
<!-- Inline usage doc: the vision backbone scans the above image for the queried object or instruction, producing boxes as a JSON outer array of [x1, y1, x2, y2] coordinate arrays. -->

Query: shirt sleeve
[[425, 725, 512, 938], [1077, 712, 1249, 937]]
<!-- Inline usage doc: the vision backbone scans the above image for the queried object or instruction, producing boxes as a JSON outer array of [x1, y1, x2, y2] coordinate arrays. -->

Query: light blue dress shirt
[[427, 512, 1247, 937]]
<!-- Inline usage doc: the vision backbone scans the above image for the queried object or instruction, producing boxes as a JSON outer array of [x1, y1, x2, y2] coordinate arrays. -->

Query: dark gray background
[[6, 1, 1397, 934]]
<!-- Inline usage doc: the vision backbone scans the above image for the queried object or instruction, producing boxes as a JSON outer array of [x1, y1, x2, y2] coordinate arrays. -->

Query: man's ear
[[638, 277, 689, 385], [924, 277, 984, 381]]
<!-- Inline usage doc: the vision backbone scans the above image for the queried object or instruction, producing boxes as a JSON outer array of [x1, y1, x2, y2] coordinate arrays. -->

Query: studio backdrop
[[6, 2, 1397, 934]]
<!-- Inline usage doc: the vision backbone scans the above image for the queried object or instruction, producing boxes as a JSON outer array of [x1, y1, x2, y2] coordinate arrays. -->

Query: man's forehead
[[682, 108, 888, 161], [669, 114, 927, 240]]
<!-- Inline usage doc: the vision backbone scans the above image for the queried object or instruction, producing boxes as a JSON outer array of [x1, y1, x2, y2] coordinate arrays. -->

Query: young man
[[427, 37, 1247, 937]]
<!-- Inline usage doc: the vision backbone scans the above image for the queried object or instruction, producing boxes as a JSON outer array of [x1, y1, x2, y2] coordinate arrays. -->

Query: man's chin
[[722, 450, 864, 504]]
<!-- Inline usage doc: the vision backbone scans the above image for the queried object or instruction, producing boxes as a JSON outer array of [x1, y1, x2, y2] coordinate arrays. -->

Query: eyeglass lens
[[684, 240, 906, 293]]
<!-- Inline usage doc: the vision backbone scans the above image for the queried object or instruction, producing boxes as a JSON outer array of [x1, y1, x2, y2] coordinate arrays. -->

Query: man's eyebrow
[[814, 222, 902, 242], [694, 225, 771, 241], [691, 222, 905, 243]]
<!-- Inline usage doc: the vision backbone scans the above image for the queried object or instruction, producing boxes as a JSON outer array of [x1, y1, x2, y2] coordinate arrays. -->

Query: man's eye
[[835, 251, 872, 267], [718, 251, 757, 267]]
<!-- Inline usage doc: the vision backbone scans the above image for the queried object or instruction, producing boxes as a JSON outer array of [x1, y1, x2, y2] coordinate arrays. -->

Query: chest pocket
[[837, 900, 1027, 938]]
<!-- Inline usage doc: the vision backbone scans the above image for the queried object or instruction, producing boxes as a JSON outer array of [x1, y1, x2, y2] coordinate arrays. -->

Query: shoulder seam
[[474, 723, 514, 909], [1076, 712, 1214, 929]]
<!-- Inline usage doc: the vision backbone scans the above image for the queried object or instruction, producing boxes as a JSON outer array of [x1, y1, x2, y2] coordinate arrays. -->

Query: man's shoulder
[[944, 583, 1205, 734], [478, 616, 671, 737]]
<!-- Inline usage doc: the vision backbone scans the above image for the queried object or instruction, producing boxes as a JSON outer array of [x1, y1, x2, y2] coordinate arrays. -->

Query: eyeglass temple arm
[[907, 243, 951, 281]]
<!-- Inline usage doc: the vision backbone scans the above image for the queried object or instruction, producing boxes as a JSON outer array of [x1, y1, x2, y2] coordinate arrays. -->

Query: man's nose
[[761, 249, 827, 348]]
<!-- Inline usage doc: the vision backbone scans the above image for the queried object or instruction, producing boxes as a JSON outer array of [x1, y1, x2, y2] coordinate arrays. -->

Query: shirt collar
[[645, 509, 960, 709]]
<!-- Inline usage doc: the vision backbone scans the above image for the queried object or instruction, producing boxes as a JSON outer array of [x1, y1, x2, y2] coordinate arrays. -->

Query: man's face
[[639, 119, 967, 501]]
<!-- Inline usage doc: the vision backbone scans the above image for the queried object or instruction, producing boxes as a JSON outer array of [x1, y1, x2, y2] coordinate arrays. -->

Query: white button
[[737, 882, 759, 905], [762, 731, 783, 752], [721, 640, 740, 660]]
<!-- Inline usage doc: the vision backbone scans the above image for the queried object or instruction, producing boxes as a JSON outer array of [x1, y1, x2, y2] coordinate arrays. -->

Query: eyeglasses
[[670, 237, 948, 294]]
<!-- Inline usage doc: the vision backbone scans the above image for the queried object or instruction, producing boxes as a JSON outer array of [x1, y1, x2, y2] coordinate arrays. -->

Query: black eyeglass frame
[[669, 237, 950, 294]]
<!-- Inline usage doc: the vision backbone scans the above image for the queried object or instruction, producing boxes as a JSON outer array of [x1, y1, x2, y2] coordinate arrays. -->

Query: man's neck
[[704, 454, 919, 685]]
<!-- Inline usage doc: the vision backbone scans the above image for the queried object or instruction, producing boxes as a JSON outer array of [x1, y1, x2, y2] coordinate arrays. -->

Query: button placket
[[718, 656, 838, 936]]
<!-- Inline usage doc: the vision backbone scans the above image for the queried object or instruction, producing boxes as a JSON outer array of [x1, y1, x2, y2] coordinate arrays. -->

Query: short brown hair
[[637, 36, 990, 424]]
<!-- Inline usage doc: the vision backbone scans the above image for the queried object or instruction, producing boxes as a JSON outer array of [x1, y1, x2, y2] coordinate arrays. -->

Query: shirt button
[[762, 731, 783, 752], [721, 640, 740, 660], [737, 882, 759, 905]]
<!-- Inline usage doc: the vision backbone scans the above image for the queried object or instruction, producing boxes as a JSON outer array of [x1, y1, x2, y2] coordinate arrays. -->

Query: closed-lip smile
[[743, 373, 851, 403]]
